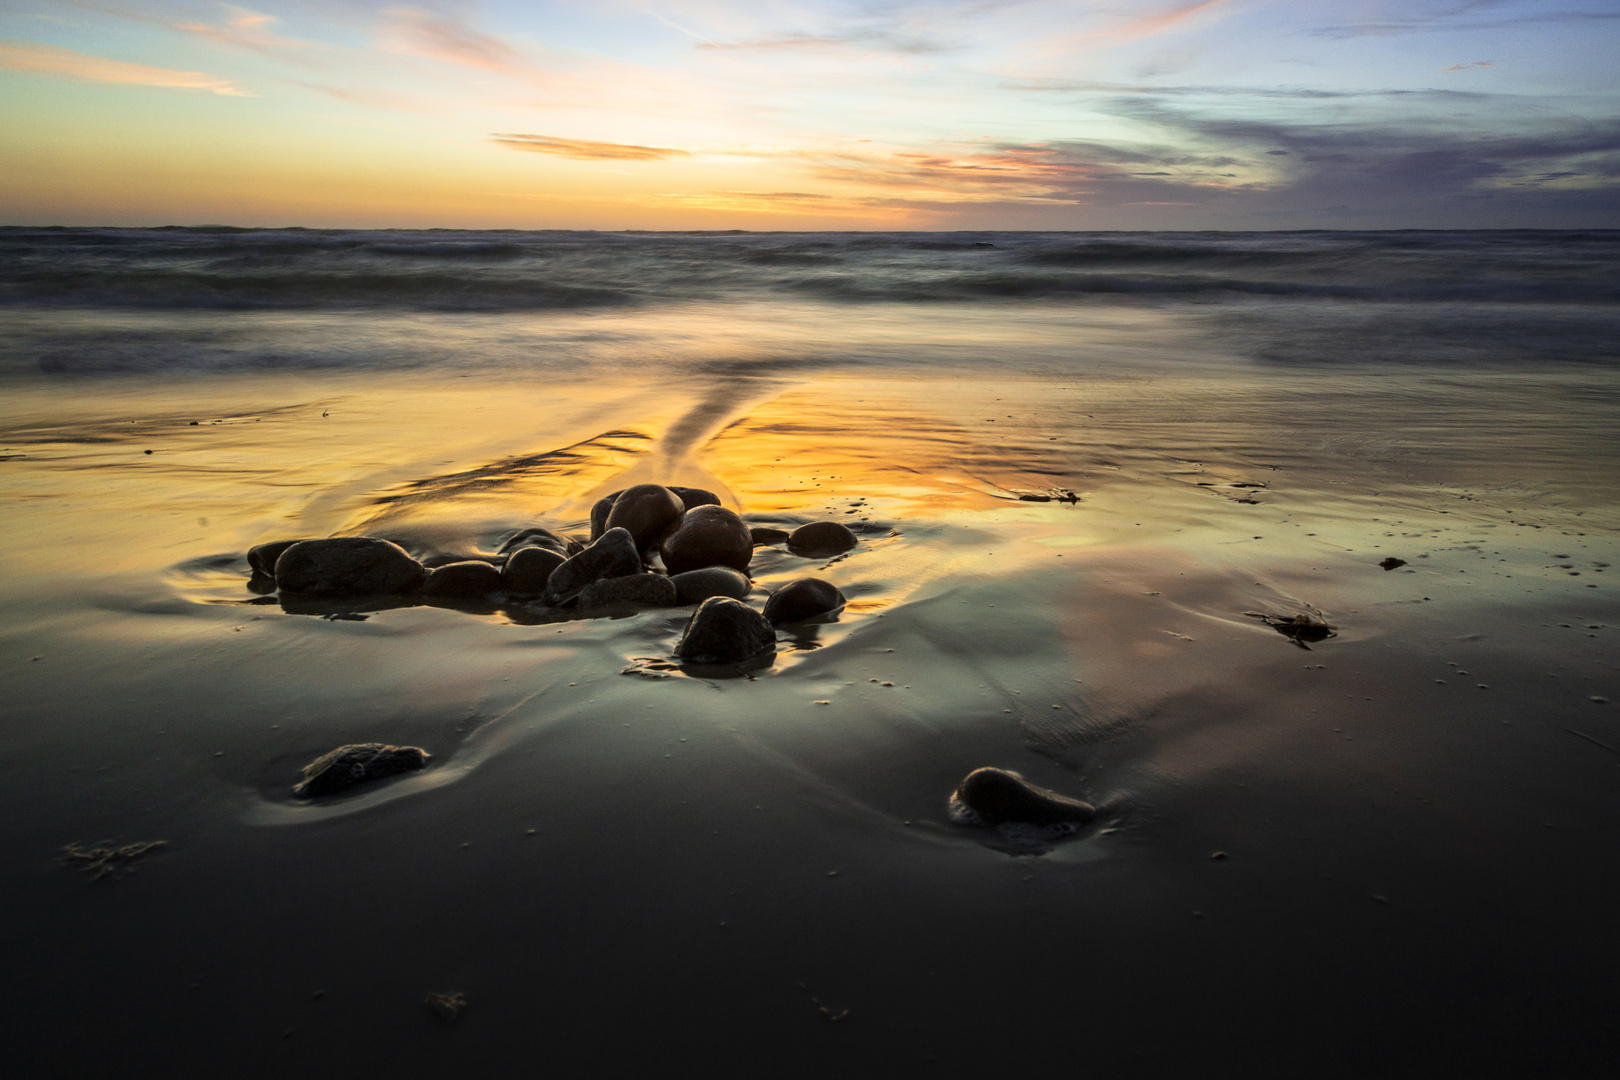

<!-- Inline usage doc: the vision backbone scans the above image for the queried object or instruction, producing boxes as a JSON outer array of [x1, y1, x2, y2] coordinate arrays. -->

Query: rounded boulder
[[275, 537, 425, 597], [604, 484, 686, 550], [504, 546, 566, 594], [578, 573, 679, 609], [953, 767, 1095, 827], [787, 521, 858, 556], [762, 578, 846, 626], [423, 560, 502, 599], [661, 504, 753, 574], [670, 566, 751, 606], [674, 597, 776, 663], [542, 527, 642, 605]]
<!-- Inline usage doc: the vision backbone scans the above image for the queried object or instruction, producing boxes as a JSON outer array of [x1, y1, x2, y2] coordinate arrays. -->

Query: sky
[[1, 0, 1618, 229]]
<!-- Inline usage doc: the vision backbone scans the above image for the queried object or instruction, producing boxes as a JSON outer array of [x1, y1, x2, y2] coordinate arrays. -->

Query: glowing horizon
[[2, 1, 1617, 230]]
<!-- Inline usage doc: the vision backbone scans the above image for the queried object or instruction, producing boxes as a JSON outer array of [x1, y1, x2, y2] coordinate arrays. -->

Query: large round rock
[[954, 767, 1094, 826], [661, 504, 752, 574], [578, 573, 678, 609], [787, 521, 858, 556], [604, 484, 685, 550], [423, 560, 502, 599], [670, 566, 751, 606], [674, 597, 776, 663], [275, 537, 425, 597], [762, 578, 846, 626], [504, 546, 566, 594], [542, 527, 642, 605], [669, 486, 721, 511]]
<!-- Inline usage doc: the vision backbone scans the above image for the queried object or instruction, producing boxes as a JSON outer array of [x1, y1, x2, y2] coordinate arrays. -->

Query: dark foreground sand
[[1, 360, 1617, 1076]]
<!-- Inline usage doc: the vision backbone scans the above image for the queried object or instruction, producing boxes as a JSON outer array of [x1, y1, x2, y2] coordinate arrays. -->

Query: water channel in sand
[[2, 308, 1618, 1074]]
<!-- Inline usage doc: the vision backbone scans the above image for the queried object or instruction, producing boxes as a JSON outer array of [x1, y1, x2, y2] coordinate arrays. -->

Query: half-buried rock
[[950, 767, 1095, 827], [762, 577, 845, 626], [749, 527, 791, 547], [247, 539, 308, 578], [293, 743, 430, 798], [604, 484, 685, 550], [504, 545, 566, 594], [674, 597, 776, 663], [542, 527, 641, 605], [578, 573, 678, 609], [670, 566, 751, 605], [275, 537, 426, 597], [661, 504, 753, 574], [422, 560, 502, 599], [787, 521, 858, 556]]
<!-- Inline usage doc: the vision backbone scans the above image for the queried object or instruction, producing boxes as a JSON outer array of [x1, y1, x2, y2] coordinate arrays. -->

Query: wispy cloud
[[381, 6, 525, 71], [0, 39, 250, 95], [174, 7, 284, 51], [1440, 60, 1495, 73], [493, 134, 691, 161]]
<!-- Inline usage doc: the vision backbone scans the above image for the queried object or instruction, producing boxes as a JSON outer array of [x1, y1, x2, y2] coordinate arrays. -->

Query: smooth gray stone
[[504, 546, 566, 594], [275, 537, 425, 597], [787, 521, 859, 556], [499, 527, 569, 556], [674, 597, 776, 663], [578, 573, 678, 609], [247, 539, 308, 577], [422, 560, 502, 598], [954, 767, 1095, 826], [293, 743, 430, 798], [762, 577, 846, 625], [604, 484, 685, 550], [749, 527, 791, 546], [661, 504, 752, 574], [670, 566, 751, 605], [542, 527, 641, 605]]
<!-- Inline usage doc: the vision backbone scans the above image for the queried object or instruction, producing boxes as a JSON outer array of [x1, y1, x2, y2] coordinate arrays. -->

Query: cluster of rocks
[[248, 483, 860, 664]]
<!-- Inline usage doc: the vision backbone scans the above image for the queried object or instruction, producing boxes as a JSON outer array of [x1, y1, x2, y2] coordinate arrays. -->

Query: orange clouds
[[0, 40, 249, 95], [493, 134, 692, 161]]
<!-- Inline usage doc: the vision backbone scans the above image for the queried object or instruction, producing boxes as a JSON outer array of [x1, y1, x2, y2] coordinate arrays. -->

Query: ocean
[[1, 229, 1617, 1076]]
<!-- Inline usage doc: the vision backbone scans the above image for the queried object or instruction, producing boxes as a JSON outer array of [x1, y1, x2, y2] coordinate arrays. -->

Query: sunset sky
[[2, 0, 1617, 229]]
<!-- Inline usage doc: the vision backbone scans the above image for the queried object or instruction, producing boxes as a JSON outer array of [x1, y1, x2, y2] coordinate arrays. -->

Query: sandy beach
[[2, 230, 1619, 1076]]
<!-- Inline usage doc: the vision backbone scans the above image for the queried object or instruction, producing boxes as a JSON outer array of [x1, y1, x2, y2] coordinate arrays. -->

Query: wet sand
[[2, 353, 1618, 1076]]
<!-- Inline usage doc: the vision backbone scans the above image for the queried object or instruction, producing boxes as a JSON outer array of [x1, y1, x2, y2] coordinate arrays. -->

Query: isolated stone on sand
[[503, 545, 566, 594], [661, 504, 753, 574], [422, 560, 502, 598], [670, 566, 751, 605], [787, 521, 858, 556], [952, 767, 1095, 826], [293, 742, 430, 798], [603, 484, 686, 550], [274, 537, 426, 597], [542, 527, 642, 605], [1380, 557, 1407, 570], [762, 577, 846, 625], [674, 596, 776, 663], [578, 572, 678, 609]]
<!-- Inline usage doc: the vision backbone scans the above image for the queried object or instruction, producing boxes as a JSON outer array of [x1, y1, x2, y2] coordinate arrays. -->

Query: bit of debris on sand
[[60, 840, 168, 880]]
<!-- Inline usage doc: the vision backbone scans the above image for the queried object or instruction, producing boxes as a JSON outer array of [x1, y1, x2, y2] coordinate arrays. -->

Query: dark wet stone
[[589, 492, 621, 541], [542, 527, 641, 605], [661, 504, 753, 574], [674, 597, 776, 663], [787, 521, 858, 556], [670, 566, 751, 605], [954, 767, 1095, 827], [579, 573, 678, 609], [762, 577, 846, 626], [668, 486, 721, 511], [604, 484, 686, 550], [1379, 557, 1407, 570], [293, 742, 430, 798], [499, 527, 569, 556], [423, 560, 502, 599], [275, 538, 426, 597], [247, 539, 308, 577], [749, 527, 791, 546], [504, 546, 566, 594]]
